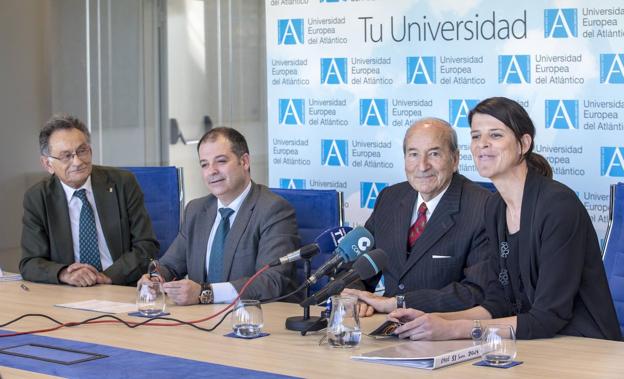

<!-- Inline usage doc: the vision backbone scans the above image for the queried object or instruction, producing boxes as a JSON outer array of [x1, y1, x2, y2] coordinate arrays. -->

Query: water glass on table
[[232, 300, 264, 338], [136, 281, 166, 316], [480, 324, 517, 366], [327, 294, 361, 348]]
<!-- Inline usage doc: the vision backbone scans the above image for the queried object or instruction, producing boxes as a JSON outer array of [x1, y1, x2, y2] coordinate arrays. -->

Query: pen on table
[[20, 283, 30, 291]]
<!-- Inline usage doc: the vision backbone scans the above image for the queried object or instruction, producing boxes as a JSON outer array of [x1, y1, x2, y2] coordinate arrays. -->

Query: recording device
[[304, 226, 374, 287], [300, 248, 387, 307], [269, 226, 353, 267]]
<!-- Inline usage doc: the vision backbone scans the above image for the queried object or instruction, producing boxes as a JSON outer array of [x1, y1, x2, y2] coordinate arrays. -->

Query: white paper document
[[0, 271, 23, 282], [55, 299, 137, 314]]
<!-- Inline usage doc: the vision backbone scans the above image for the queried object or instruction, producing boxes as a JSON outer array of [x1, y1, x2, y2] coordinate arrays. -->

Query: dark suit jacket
[[362, 173, 492, 312], [481, 168, 622, 340], [20, 165, 159, 285], [158, 182, 300, 300]]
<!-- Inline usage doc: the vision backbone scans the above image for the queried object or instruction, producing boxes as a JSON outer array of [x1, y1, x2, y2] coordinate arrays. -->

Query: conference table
[[0, 281, 623, 378]]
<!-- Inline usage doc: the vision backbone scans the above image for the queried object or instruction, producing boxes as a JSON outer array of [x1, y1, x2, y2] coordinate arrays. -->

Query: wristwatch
[[395, 294, 406, 309], [199, 283, 214, 304], [470, 320, 483, 342]]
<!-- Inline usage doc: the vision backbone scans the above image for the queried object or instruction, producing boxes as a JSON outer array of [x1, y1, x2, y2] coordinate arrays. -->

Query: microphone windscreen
[[352, 248, 387, 280], [334, 226, 374, 262], [314, 226, 353, 254], [299, 244, 320, 260]]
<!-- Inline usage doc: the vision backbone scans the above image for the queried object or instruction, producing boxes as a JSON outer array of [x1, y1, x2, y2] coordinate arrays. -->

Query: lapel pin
[[109, 187, 113, 193]]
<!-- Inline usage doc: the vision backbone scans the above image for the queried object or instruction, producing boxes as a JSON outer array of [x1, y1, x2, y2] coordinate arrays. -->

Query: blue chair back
[[475, 181, 497, 192], [270, 188, 344, 291], [123, 167, 183, 257], [604, 182, 624, 336]]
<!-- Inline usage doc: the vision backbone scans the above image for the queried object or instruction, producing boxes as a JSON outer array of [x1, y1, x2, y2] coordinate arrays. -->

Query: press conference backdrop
[[266, 0, 624, 241]]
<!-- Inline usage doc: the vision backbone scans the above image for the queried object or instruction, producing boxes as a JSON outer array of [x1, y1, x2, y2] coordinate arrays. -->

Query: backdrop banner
[[266, 0, 624, 243]]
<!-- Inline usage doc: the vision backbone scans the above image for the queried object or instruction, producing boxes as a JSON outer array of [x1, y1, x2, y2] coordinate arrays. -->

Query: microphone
[[314, 226, 353, 254], [268, 226, 352, 267], [304, 226, 374, 287], [269, 244, 319, 267], [300, 248, 387, 307]]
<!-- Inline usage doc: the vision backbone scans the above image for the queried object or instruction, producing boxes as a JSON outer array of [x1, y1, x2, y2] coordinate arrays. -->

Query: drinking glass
[[136, 281, 166, 316], [231, 300, 264, 338], [480, 324, 517, 366], [327, 295, 361, 348]]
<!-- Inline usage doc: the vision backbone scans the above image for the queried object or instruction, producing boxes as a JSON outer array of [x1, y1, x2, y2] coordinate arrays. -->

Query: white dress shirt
[[205, 181, 252, 303], [412, 183, 451, 225], [60, 177, 113, 270]]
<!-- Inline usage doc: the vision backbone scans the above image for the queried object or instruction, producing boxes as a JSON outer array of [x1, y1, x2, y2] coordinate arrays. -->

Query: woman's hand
[[388, 308, 457, 341]]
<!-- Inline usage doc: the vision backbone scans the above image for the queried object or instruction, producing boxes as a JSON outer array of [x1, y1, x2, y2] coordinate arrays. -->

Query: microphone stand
[[285, 258, 328, 335]]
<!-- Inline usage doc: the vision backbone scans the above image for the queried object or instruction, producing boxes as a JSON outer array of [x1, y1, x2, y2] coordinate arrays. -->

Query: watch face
[[395, 295, 406, 309], [471, 328, 482, 340], [200, 290, 211, 304]]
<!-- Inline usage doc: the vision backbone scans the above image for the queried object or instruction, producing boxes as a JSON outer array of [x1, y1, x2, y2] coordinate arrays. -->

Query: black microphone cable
[[0, 265, 270, 338]]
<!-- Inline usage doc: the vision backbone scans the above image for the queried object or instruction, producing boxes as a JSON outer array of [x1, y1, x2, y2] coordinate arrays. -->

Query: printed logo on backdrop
[[278, 19, 304, 45], [360, 182, 388, 209], [545, 100, 578, 129], [320, 0, 346, 3], [321, 58, 348, 84], [406, 56, 436, 84], [600, 147, 624, 177], [600, 54, 624, 84], [449, 99, 479, 128], [498, 55, 530, 84], [544, 9, 577, 38], [279, 178, 306, 189], [321, 139, 348, 166], [279, 99, 305, 125], [360, 99, 388, 126]]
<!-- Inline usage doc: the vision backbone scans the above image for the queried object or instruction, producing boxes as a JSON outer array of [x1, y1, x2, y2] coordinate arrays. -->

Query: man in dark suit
[[141, 127, 300, 305], [20, 114, 159, 286], [344, 118, 491, 316]]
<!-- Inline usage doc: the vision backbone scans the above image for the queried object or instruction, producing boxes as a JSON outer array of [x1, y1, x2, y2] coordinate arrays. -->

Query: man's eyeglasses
[[47, 146, 92, 164]]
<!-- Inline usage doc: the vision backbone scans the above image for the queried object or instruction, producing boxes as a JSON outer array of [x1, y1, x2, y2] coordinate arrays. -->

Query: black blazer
[[362, 173, 492, 312], [481, 169, 622, 340], [20, 165, 159, 285]]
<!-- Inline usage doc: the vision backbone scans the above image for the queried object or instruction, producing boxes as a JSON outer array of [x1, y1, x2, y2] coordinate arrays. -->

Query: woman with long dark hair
[[389, 97, 621, 340]]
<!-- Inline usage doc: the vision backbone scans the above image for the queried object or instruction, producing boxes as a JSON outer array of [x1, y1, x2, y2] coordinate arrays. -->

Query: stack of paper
[[0, 270, 23, 282], [55, 300, 137, 314], [352, 340, 481, 370]]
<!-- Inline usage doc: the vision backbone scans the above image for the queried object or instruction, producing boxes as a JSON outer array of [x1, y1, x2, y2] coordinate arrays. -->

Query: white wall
[[167, 0, 211, 202], [49, 0, 162, 167], [168, 0, 268, 204], [0, 0, 52, 272]]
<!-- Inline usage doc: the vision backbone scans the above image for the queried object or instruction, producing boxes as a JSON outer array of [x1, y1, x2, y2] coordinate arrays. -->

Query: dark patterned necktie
[[207, 208, 234, 283], [408, 202, 428, 250], [74, 189, 102, 271]]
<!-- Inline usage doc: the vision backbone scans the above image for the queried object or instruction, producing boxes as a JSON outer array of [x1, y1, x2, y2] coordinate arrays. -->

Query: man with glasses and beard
[[20, 114, 159, 286]]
